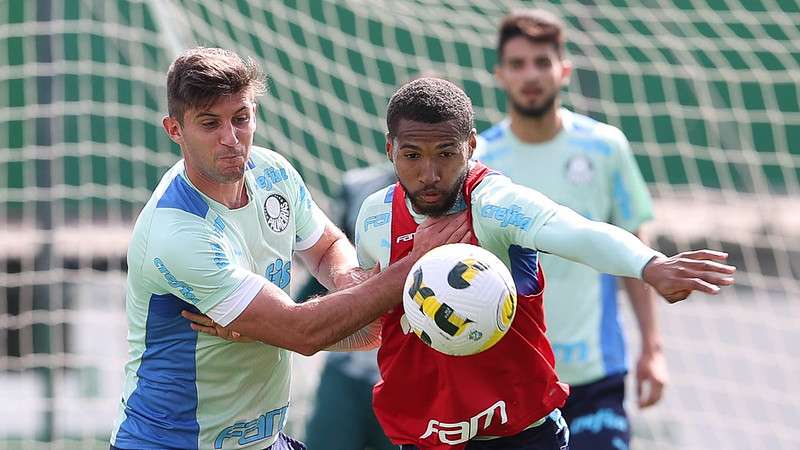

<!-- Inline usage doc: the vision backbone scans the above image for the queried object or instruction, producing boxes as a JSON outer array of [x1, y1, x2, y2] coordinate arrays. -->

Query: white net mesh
[[1, 0, 798, 448]]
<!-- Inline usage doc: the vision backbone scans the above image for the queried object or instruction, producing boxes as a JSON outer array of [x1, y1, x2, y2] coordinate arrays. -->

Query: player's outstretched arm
[[511, 197, 735, 304], [641, 250, 736, 303], [183, 212, 472, 355]]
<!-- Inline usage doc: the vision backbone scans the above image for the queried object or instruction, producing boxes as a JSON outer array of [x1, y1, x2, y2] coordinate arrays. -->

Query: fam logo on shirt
[[564, 154, 595, 185], [264, 194, 290, 232]]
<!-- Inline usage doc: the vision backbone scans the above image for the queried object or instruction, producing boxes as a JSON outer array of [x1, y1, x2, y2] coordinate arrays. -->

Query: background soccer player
[[111, 47, 469, 450], [475, 10, 665, 450]]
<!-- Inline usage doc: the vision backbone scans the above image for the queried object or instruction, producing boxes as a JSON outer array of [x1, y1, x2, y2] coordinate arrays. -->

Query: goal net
[[1, 1, 798, 449]]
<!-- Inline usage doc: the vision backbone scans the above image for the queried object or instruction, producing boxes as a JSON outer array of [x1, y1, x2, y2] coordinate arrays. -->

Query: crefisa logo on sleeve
[[264, 194, 290, 232]]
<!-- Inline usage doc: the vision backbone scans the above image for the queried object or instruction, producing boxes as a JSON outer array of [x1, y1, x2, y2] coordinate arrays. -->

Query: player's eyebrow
[[193, 106, 250, 120], [398, 142, 422, 150], [398, 141, 457, 151]]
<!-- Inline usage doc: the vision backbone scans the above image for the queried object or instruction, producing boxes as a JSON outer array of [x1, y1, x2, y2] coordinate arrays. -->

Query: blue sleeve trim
[[156, 175, 209, 218], [507, 245, 541, 295], [599, 274, 627, 375]]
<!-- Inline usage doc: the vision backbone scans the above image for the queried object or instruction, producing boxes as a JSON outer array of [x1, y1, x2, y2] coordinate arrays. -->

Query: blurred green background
[[1, 1, 798, 449]]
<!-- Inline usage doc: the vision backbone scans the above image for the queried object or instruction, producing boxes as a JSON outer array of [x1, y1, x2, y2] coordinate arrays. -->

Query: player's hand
[[410, 212, 472, 261], [181, 311, 255, 342], [636, 348, 667, 408], [642, 250, 736, 303]]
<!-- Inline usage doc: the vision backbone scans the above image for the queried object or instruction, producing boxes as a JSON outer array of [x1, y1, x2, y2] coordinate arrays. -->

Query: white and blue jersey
[[111, 146, 327, 449], [475, 109, 654, 386]]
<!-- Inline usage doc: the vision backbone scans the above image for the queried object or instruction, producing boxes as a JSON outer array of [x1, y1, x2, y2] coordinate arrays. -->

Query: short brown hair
[[166, 47, 266, 123], [497, 9, 566, 61]]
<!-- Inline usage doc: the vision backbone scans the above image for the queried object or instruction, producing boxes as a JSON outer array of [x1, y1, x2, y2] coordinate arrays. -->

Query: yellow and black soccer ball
[[402, 243, 517, 356]]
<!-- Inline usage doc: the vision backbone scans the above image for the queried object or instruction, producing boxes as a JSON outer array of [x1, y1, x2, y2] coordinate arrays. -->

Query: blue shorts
[[400, 410, 569, 450], [561, 374, 629, 450], [110, 432, 306, 450]]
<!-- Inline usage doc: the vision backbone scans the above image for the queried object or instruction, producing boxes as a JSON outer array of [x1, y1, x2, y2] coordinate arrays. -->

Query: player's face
[[387, 119, 475, 217], [163, 90, 257, 184], [495, 37, 572, 118]]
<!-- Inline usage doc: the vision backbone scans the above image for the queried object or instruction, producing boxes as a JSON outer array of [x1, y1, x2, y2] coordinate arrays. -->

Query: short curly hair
[[386, 77, 474, 141]]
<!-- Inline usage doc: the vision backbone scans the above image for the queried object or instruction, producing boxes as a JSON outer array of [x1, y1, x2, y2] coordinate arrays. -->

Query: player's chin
[[216, 166, 246, 182], [412, 200, 449, 217]]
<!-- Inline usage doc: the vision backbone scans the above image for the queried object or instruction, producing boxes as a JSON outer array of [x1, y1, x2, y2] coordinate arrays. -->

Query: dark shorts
[[110, 432, 306, 450], [561, 374, 630, 450], [400, 411, 569, 450]]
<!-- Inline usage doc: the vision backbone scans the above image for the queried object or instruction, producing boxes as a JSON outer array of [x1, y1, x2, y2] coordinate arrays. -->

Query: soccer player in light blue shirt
[[111, 48, 469, 450], [474, 10, 665, 450]]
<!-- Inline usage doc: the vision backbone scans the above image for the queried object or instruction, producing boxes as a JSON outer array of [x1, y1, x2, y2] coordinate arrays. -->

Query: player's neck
[[508, 104, 563, 144], [185, 167, 249, 209]]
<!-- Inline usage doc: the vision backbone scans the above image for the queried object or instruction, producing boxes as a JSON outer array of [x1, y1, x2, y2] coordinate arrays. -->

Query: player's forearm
[[623, 276, 662, 354], [291, 257, 409, 355], [313, 236, 360, 291], [536, 206, 660, 278], [299, 225, 359, 291], [246, 256, 404, 356]]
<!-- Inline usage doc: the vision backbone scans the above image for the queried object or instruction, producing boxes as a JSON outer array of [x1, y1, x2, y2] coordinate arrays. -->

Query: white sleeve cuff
[[206, 273, 266, 326], [295, 222, 325, 251]]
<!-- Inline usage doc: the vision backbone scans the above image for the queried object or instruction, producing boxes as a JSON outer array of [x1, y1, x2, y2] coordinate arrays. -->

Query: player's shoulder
[[563, 109, 628, 153], [139, 161, 210, 224], [355, 184, 394, 251], [479, 120, 510, 144], [472, 171, 554, 214], [470, 172, 516, 208], [477, 120, 511, 149], [359, 184, 396, 215]]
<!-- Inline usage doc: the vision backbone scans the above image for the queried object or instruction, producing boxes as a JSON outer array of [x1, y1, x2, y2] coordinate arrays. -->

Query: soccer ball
[[402, 243, 517, 356]]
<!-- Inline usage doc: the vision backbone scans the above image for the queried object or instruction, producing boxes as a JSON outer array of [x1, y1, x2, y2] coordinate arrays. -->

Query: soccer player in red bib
[[353, 78, 735, 450]]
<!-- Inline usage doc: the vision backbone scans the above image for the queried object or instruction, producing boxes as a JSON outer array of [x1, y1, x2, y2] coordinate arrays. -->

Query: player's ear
[[493, 56, 509, 91], [467, 129, 477, 160], [162, 115, 183, 145], [385, 132, 394, 162], [493, 64, 504, 88], [560, 58, 573, 87]]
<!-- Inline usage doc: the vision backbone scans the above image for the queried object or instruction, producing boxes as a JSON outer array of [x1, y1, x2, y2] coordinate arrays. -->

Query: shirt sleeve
[[143, 210, 264, 315], [472, 175, 659, 279], [355, 201, 378, 270], [354, 188, 392, 270], [535, 205, 661, 279], [606, 127, 654, 232], [471, 174, 561, 254]]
